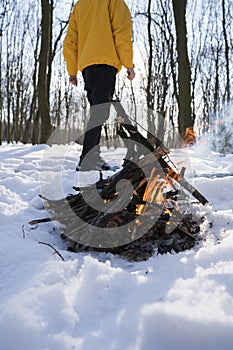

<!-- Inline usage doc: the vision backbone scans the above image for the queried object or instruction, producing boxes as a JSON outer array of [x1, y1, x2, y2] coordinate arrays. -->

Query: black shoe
[[76, 152, 119, 172]]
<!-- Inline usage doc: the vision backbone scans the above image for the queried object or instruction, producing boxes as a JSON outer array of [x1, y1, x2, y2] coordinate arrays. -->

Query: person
[[63, 0, 135, 171]]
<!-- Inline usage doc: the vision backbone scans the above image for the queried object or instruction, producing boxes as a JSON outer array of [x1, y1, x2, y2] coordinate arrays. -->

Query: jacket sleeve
[[109, 0, 134, 69], [63, 7, 79, 76]]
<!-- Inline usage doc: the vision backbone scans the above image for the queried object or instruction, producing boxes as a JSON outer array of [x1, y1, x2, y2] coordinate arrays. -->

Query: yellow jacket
[[63, 0, 134, 75]]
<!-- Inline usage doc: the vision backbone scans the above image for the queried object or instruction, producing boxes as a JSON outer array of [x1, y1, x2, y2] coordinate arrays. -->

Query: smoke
[[206, 104, 233, 154]]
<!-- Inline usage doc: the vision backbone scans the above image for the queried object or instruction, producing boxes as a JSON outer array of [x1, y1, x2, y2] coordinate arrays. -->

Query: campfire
[[30, 103, 208, 261]]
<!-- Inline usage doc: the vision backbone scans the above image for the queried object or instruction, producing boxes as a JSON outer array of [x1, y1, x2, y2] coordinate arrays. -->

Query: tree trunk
[[146, 0, 155, 139], [172, 0, 193, 140], [0, 28, 2, 145], [213, 45, 220, 114], [38, 0, 52, 144], [46, 0, 53, 108], [222, 0, 230, 103], [6, 31, 12, 144]]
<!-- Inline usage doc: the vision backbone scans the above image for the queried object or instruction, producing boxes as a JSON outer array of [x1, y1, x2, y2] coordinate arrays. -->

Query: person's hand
[[69, 75, 77, 86], [127, 68, 135, 81]]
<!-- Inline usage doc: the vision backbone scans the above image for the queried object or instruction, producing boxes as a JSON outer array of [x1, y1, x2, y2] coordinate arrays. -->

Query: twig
[[29, 218, 52, 225], [38, 242, 65, 261], [22, 224, 25, 238]]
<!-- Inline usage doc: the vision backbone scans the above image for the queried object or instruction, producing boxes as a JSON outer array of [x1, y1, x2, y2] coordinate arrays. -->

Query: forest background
[[0, 0, 232, 152]]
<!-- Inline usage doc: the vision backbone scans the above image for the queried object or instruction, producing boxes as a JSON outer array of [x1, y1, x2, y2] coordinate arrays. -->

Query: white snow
[[0, 140, 233, 350]]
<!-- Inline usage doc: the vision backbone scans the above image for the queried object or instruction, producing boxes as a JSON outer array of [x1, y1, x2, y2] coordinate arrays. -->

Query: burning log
[[112, 101, 209, 206], [30, 102, 208, 261]]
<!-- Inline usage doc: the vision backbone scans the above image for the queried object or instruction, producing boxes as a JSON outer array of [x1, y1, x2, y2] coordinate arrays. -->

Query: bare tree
[[222, 0, 230, 102], [172, 0, 193, 140], [0, 16, 3, 145], [37, 0, 52, 144], [146, 0, 156, 138]]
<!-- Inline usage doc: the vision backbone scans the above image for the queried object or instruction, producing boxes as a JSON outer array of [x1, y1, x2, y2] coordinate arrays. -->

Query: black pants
[[79, 64, 117, 165]]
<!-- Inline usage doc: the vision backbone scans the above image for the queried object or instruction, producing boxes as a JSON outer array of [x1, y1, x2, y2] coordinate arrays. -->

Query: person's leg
[[78, 65, 117, 168]]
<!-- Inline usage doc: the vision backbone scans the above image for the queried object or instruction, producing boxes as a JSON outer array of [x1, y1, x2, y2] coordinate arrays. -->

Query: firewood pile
[[31, 103, 209, 261]]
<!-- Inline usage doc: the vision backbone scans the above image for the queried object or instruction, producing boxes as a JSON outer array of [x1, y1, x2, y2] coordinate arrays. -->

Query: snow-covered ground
[[0, 140, 233, 350]]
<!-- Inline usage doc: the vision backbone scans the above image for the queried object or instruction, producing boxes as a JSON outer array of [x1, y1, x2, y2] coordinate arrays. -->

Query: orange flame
[[136, 167, 165, 215], [165, 167, 179, 184], [183, 126, 196, 145]]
